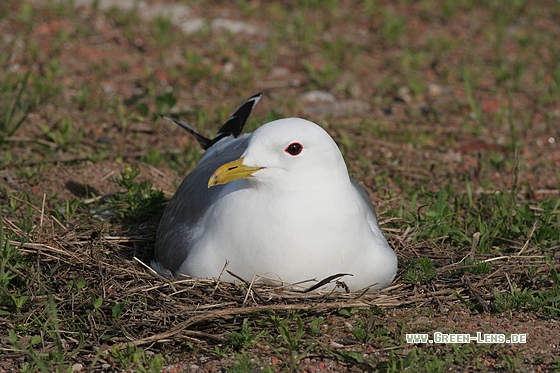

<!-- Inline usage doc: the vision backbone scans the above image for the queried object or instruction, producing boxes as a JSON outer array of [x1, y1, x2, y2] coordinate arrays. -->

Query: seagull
[[152, 93, 398, 291]]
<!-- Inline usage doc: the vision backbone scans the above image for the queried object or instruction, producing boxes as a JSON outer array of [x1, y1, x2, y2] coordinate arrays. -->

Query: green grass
[[0, 69, 33, 139], [397, 185, 560, 254], [492, 255, 560, 317], [2, 0, 560, 371]]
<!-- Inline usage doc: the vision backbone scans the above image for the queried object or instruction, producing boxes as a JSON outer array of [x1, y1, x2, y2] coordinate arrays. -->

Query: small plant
[[268, 314, 315, 372], [106, 165, 165, 221], [226, 351, 274, 373], [0, 216, 31, 316], [338, 307, 359, 317], [403, 258, 437, 283], [75, 84, 91, 110], [381, 10, 406, 43], [414, 188, 466, 244], [462, 66, 484, 136], [112, 301, 127, 321], [40, 116, 83, 150], [226, 321, 260, 351], [108, 344, 164, 373], [154, 91, 177, 115], [153, 15, 174, 48], [501, 352, 523, 373], [459, 259, 492, 275], [142, 147, 162, 166], [307, 317, 324, 337]]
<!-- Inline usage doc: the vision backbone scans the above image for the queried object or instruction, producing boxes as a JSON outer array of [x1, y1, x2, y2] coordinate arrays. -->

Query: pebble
[[211, 18, 257, 34], [329, 341, 345, 349], [427, 83, 443, 96], [179, 18, 205, 34], [397, 86, 412, 103], [72, 0, 260, 36], [300, 90, 336, 102], [270, 67, 291, 77], [304, 99, 371, 117]]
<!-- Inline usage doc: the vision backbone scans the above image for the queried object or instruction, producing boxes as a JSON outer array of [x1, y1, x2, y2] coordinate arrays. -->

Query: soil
[[1, 0, 559, 372]]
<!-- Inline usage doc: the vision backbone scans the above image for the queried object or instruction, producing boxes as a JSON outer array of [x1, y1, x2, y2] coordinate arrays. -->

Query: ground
[[0, 0, 559, 372]]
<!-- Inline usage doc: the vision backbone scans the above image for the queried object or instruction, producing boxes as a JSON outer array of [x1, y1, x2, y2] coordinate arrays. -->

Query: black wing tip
[[248, 92, 263, 101], [205, 92, 263, 149], [159, 92, 263, 151], [216, 92, 263, 135]]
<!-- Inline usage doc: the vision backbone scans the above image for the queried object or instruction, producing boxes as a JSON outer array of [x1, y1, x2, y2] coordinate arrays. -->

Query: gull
[[152, 93, 397, 291]]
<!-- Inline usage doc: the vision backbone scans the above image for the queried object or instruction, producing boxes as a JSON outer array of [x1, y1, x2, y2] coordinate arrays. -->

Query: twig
[[469, 232, 481, 261], [10, 240, 74, 257], [505, 272, 514, 294], [242, 274, 258, 306], [517, 220, 539, 255], [133, 257, 175, 288], [212, 261, 229, 295], [40, 193, 46, 228]]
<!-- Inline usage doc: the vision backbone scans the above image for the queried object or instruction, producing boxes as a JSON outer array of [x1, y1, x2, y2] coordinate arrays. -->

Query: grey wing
[[153, 136, 250, 274], [350, 178, 381, 229]]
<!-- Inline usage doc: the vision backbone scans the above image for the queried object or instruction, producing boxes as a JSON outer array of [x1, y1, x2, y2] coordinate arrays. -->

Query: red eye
[[285, 142, 303, 156]]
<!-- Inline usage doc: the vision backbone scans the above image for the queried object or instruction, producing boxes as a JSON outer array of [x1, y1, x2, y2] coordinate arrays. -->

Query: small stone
[[270, 67, 290, 77], [329, 341, 344, 349], [211, 18, 257, 34], [71, 363, 83, 372], [304, 99, 371, 117], [223, 61, 235, 74], [180, 18, 205, 34], [397, 86, 412, 103], [427, 83, 443, 96], [300, 90, 336, 102], [145, 3, 191, 23]]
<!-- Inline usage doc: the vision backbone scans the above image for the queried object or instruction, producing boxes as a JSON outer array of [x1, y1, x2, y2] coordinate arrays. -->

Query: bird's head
[[208, 118, 349, 190]]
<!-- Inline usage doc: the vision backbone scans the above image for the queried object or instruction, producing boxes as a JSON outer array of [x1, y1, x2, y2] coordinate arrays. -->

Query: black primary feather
[[205, 92, 262, 149], [162, 92, 262, 151]]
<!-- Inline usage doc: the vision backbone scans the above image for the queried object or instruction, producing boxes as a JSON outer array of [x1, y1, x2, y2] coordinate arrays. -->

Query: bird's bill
[[208, 157, 263, 188]]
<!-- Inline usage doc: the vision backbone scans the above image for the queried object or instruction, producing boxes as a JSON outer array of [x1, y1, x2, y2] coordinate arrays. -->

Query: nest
[[1, 206, 553, 358]]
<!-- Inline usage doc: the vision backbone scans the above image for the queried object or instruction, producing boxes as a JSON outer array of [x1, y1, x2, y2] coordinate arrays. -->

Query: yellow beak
[[208, 157, 263, 188]]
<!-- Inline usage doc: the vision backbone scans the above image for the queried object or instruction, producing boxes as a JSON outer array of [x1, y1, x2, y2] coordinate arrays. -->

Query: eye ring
[[285, 142, 303, 156]]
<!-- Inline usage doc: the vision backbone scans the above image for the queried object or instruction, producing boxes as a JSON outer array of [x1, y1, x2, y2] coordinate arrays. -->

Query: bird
[[152, 93, 398, 291]]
